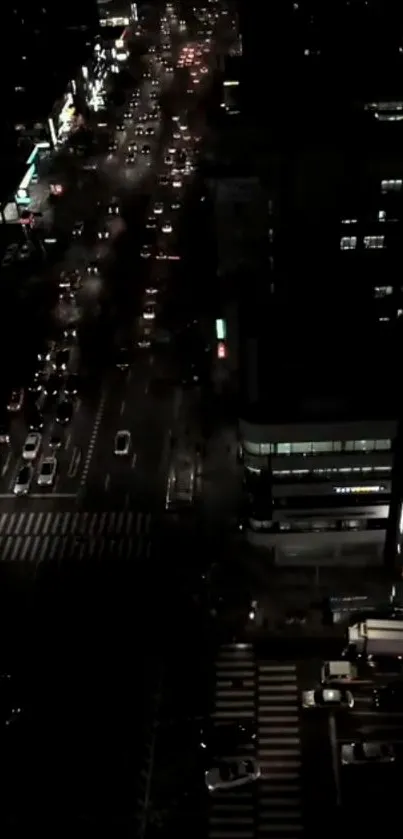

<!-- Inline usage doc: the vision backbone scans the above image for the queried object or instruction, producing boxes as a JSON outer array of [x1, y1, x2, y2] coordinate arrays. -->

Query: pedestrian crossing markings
[[0, 511, 151, 563], [209, 644, 303, 839]]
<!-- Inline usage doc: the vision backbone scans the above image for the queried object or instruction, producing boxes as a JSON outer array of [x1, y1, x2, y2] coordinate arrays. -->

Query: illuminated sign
[[131, 3, 138, 22], [215, 318, 226, 340], [48, 117, 57, 147], [17, 164, 36, 198], [26, 141, 50, 166], [100, 16, 129, 27], [335, 485, 385, 494]]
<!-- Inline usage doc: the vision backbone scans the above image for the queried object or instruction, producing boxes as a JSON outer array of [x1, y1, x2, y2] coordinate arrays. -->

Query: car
[[172, 176, 182, 188], [124, 110, 133, 120], [49, 433, 63, 450], [53, 349, 70, 372], [138, 113, 148, 123], [146, 216, 157, 230], [44, 375, 61, 397], [63, 325, 77, 340], [87, 261, 99, 275], [144, 127, 155, 137], [126, 154, 136, 165], [97, 229, 110, 240], [140, 145, 151, 155], [72, 221, 84, 239], [159, 175, 169, 187], [37, 456, 57, 487], [205, 759, 261, 793], [302, 686, 354, 710], [22, 432, 42, 461], [116, 347, 130, 369], [59, 288, 75, 303], [171, 201, 181, 211], [13, 464, 34, 496], [161, 222, 173, 234], [372, 683, 403, 711], [27, 409, 44, 432], [107, 200, 119, 215], [341, 741, 396, 766], [7, 389, 24, 413], [153, 202, 163, 215], [140, 244, 152, 259], [143, 305, 156, 320], [64, 374, 79, 397], [116, 123, 125, 131], [114, 430, 131, 455], [56, 401, 73, 425], [164, 154, 174, 166], [128, 143, 137, 153], [108, 141, 118, 153], [0, 421, 10, 444], [199, 721, 257, 759], [145, 286, 159, 295]]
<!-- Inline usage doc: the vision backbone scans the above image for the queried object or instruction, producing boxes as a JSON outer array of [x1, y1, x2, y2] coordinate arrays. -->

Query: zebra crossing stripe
[[0, 512, 152, 563]]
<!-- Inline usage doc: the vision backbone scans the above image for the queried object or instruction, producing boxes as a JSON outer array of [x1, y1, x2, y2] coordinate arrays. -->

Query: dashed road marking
[[80, 391, 107, 487]]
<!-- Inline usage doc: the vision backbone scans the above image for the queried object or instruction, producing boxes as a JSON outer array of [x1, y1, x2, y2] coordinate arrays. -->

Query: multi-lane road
[[0, 11, 216, 564]]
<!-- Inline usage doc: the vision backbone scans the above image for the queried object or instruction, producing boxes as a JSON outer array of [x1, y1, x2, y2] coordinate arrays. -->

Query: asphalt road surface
[[0, 17, 216, 565]]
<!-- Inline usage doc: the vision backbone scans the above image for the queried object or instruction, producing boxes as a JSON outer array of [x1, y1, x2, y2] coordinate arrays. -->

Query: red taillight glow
[[217, 342, 227, 359]]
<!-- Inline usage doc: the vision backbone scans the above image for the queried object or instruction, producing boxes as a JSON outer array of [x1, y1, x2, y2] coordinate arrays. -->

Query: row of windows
[[244, 440, 392, 456], [272, 465, 391, 480], [247, 517, 387, 534], [340, 235, 385, 250]]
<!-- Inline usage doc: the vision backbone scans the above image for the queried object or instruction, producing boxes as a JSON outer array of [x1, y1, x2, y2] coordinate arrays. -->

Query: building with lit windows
[[4, 0, 99, 146]]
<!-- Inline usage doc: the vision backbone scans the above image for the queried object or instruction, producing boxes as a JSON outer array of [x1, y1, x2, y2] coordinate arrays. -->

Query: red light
[[217, 342, 227, 359]]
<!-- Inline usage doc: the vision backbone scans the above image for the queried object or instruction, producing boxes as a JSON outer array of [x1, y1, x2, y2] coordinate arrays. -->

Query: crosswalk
[[257, 663, 302, 838], [209, 645, 304, 839], [210, 642, 256, 839], [0, 511, 151, 563]]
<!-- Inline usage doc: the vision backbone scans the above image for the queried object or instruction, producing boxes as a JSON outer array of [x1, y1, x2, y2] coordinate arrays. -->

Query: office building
[[232, 1, 403, 567], [5, 0, 99, 143]]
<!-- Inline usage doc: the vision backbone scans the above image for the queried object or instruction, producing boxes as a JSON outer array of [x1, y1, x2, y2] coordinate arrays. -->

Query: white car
[[205, 760, 261, 793], [341, 741, 395, 765], [145, 286, 159, 295], [141, 244, 152, 259], [302, 687, 354, 710], [172, 177, 182, 188], [114, 430, 131, 456], [153, 202, 163, 215], [13, 465, 34, 496], [37, 457, 57, 487], [22, 432, 42, 461], [162, 222, 172, 234]]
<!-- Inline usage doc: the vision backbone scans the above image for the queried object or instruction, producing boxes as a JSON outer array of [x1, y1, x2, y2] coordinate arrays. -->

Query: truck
[[347, 619, 403, 660]]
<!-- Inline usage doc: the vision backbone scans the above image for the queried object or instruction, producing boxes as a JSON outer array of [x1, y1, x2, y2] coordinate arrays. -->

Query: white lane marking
[[1, 452, 12, 477], [149, 355, 154, 366], [67, 447, 80, 478], [80, 390, 107, 487], [65, 432, 72, 450], [120, 400, 126, 415], [131, 453, 137, 469], [104, 473, 110, 491], [144, 382, 149, 394]]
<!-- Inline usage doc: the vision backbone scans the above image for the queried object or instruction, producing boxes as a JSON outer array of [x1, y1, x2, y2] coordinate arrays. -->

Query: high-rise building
[[231, 1, 403, 568], [4, 1, 99, 140]]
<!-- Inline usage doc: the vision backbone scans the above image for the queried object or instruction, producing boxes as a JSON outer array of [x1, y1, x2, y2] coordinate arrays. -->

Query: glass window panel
[[354, 440, 375, 451], [375, 439, 391, 450], [291, 442, 312, 454], [312, 441, 333, 453], [276, 443, 291, 455]]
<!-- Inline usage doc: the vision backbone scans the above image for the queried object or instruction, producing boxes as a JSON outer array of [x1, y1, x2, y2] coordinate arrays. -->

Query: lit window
[[291, 442, 312, 454], [374, 286, 392, 297], [378, 210, 386, 222], [381, 179, 402, 192], [340, 236, 357, 250], [379, 316, 390, 322], [341, 218, 358, 225], [364, 235, 385, 249], [276, 443, 291, 455], [311, 441, 334, 453], [334, 485, 385, 494]]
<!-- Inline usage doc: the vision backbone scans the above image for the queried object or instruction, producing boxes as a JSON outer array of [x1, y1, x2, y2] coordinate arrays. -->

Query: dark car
[[49, 433, 63, 450], [116, 347, 130, 369], [199, 721, 257, 760], [55, 401, 73, 425], [64, 374, 79, 397], [44, 374, 62, 397], [372, 683, 403, 712], [27, 408, 44, 432], [54, 349, 70, 372], [141, 144, 151, 155]]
